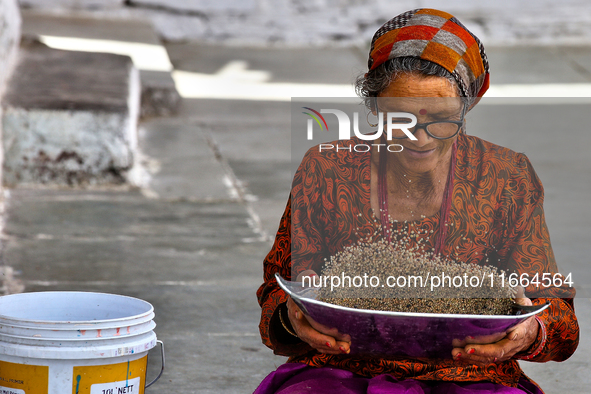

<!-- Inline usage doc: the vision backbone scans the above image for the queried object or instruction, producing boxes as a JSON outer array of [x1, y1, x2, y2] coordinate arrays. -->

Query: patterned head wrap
[[368, 8, 490, 98]]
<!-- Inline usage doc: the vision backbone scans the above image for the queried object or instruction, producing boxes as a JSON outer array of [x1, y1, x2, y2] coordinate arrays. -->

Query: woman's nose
[[409, 126, 432, 146]]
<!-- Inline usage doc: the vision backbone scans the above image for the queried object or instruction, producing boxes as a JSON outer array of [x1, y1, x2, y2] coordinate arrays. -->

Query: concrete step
[[20, 10, 180, 118], [2, 40, 140, 186]]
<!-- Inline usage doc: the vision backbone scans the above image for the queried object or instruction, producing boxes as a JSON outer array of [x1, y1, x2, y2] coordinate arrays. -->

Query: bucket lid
[[0, 292, 154, 330], [0, 292, 159, 359]]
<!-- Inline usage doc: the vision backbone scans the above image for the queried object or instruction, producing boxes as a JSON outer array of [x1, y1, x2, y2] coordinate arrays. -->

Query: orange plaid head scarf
[[368, 8, 490, 98]]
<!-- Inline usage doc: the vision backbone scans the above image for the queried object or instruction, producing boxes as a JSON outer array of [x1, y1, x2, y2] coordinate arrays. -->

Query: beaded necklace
[[378, 142, 457, 255]]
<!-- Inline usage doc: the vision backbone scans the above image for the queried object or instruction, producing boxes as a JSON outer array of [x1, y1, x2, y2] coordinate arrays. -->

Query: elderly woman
[[255, 8, 578, 394]]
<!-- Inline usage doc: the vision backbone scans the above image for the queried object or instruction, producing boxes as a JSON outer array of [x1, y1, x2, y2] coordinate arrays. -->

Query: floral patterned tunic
[[257, 133, 579, 388]]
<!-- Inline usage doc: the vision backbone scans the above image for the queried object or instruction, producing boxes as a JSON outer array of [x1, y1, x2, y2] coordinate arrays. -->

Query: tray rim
[[276, 273, 550, 320]]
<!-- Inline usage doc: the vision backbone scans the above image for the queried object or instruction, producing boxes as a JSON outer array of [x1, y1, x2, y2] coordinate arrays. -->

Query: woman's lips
[[403, 147, 436, 158]]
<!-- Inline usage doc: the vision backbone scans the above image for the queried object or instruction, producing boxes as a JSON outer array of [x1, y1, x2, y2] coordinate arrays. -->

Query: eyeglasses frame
[[377, 102, 467, 140]]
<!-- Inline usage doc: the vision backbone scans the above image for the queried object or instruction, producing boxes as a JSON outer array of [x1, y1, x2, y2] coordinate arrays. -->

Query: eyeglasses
[[378, 105, 466, 140]]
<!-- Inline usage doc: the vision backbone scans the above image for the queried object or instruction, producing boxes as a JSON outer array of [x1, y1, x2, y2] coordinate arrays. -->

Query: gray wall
[[17, 0, 591, 46], [0, 0, 20, 96], [0, 0, 21, 193]]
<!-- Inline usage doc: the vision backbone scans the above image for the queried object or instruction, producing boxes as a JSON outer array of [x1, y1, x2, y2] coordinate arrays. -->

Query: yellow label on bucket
[[0, 360, 49, 394], [72, 357, 147, 394]]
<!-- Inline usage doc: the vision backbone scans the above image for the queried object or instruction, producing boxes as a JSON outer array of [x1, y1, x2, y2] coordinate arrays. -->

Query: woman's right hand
[[286, 269, 351, 354], [286, 297, 351, 354]]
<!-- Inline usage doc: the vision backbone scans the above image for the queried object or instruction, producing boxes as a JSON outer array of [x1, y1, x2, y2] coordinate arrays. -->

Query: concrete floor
[[2, 13, 591, 393]]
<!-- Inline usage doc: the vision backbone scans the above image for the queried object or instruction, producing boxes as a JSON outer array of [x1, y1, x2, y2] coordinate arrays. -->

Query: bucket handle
[[146, 340, 165, 389]]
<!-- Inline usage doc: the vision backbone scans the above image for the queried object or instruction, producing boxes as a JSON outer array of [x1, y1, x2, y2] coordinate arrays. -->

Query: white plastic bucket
[[0, 292, 164, 394]]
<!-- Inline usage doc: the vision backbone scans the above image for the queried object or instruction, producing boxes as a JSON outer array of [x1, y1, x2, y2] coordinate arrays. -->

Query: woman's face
[[377, 73, 462, 175]]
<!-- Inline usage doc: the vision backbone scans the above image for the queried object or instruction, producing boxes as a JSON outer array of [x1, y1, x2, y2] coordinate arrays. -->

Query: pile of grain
[[318, 238, 515, 315]]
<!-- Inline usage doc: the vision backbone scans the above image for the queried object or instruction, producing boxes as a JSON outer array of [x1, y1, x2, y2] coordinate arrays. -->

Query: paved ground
[[2, 13, 591, 393]]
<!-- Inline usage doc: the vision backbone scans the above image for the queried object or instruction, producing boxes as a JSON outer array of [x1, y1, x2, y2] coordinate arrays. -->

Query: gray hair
[[355, 57, 469, 110]]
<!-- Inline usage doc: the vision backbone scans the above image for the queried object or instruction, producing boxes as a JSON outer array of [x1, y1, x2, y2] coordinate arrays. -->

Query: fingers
[[513, 287, 533, 307], [514, 286, 526, 300], [452, 345, 503, 365], [453, 317, 538, 365], [292, 310, 350, 355], [286, 298, 350, 355], [452, 337, 514, 366], [453, 290, 538, 365]]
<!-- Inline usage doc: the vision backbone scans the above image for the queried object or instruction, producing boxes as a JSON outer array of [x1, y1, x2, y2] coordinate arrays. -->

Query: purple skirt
[[254, 363, 543, 394]]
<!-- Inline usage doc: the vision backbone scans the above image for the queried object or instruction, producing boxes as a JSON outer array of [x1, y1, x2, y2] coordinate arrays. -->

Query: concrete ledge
[[20, 12, 181, 119], [140, 70, 180, 118], [2, 42, 140, 186]]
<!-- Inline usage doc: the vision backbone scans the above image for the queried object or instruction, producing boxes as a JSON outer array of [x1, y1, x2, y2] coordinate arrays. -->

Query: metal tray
[[276, 274, 549, 358]]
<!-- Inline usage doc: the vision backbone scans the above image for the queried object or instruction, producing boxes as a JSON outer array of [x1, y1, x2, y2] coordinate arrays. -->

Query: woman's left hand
[[451, 288, 539, 366]]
